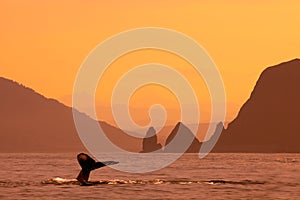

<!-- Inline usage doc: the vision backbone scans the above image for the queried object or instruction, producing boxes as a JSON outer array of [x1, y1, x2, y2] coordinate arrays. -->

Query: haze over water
[[1, 153, 299, 199]]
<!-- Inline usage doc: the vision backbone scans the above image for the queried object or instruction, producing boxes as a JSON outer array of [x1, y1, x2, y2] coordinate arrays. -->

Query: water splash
[[42, 177, 265, 186]]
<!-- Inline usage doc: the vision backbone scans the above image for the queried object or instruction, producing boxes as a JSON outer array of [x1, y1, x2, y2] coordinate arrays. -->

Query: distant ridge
[[0, 77, 141, 152]]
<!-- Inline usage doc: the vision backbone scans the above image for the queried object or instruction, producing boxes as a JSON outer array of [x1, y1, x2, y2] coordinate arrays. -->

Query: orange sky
[[1, 1, 299, 127]]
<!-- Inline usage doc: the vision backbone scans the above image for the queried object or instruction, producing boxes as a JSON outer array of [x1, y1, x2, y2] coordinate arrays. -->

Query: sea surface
[[0, 153, 299, 199]]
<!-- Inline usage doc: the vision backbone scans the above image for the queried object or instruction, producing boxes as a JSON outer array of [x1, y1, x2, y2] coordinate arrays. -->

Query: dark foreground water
[[0, 153, 299, 199]]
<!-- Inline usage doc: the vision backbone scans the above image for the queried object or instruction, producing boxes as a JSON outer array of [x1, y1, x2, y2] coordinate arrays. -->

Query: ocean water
[[0, 153, 299, 200]]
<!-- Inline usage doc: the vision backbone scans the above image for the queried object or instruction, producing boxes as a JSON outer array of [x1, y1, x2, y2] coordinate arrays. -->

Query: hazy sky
[[1, 1, 299, 126]]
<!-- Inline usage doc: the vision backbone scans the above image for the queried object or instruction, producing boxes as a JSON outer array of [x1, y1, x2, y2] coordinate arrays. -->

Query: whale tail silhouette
[[76, 153, 118, 185]]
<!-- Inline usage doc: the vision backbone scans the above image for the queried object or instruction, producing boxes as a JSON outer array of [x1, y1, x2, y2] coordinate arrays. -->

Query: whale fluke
[[76, 153, 119, 185]]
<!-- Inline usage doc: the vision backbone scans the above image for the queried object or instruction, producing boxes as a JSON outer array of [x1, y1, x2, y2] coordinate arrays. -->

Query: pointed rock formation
[[140, 127, 162, 153], [164, 122, 201, 153], [199, 122, 224, 153], [212, 59, 300, 152]]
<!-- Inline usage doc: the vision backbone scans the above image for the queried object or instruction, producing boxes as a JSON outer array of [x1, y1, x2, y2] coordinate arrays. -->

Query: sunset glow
[[1, 1, 299, 126]]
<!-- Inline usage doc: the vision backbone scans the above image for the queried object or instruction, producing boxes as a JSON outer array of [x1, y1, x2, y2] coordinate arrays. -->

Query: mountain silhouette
[[2, 59, 300, 153], [0, 77, 141, 152], [140, 127, 162, 153], [164, 122, 201, 153], [211, 59, 300, 152]]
